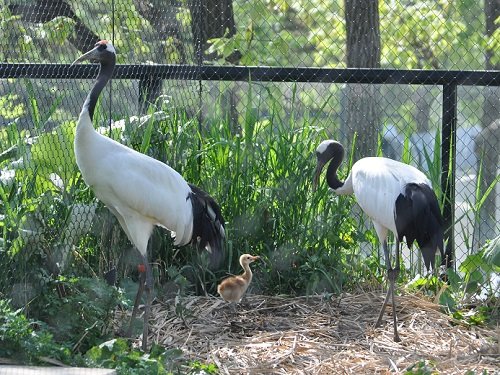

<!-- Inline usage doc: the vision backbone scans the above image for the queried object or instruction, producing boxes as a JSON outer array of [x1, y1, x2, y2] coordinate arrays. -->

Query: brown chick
[[217, 254, 260, 304]]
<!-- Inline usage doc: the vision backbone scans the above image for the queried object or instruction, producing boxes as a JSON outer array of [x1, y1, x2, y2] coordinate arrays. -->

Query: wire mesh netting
[[0, 0, 499, 360]]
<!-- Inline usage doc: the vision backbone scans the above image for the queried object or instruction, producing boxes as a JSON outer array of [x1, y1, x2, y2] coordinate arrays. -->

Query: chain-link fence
[[1, 0, 499, 309]]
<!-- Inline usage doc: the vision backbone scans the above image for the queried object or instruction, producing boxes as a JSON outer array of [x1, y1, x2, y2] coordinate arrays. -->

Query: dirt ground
[[119, 291, 499, 374]]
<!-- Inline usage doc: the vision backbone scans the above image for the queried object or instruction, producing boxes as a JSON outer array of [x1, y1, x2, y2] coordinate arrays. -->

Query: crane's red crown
[[94, 40, 116, 54]]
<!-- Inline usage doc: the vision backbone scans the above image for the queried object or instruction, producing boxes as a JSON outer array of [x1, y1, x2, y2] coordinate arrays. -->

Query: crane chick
[[218, 254, 260, 306]]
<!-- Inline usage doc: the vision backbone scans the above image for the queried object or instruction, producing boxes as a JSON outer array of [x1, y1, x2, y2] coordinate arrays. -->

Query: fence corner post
[[441, 83, 457, 268]]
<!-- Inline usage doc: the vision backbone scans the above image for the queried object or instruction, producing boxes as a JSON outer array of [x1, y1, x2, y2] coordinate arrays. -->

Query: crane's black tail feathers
[[395, 183, 449, 271], [188, 183, 225, 267]]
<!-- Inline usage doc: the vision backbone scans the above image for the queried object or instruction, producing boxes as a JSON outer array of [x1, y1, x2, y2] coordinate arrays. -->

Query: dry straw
[[118, 292, 499, 374]]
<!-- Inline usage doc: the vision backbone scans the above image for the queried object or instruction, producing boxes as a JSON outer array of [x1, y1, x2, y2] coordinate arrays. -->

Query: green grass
[[3, 81, 497, 298], [136, 91, 359, 296]]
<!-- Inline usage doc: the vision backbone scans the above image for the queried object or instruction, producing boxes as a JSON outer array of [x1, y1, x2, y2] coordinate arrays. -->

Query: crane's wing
[[395, 183, 444, 271], [188, 183, 226, 266], [78, 133, 225, 256], [351, 157, 431, 235]]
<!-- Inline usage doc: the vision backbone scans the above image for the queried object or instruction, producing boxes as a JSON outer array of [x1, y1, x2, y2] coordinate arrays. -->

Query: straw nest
[[120, 292, 498, 374]]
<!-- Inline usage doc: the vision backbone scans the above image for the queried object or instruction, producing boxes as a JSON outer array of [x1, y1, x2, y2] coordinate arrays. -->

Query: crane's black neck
[[325, 145, 345, 190], [83, 58, 116, 121]]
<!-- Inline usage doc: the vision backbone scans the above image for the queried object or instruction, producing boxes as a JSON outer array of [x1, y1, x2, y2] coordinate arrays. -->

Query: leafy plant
[[451, 305, 493, 326], [407, 236, 499, 326], [405, 359, 438, 375], [29, 121, 77, 190], [83, 338, 220, 374], [34, 276, 125, 353], [0, 299, 72, 364]]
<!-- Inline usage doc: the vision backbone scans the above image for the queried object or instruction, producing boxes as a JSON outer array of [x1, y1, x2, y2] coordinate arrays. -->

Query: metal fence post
[[196, 0, 204, 176], [441, 83, 457, 267]]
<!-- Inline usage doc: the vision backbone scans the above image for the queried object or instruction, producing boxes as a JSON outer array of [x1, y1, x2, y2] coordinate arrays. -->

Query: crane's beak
[[71, 46, 100, 66], [250, 255, 260, 262], [312, 161, 325, 192]]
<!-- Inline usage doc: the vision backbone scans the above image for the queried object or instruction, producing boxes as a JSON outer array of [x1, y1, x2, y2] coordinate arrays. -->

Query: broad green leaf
[[483, 236, 500, 268], [439, 289, 456, 311], [30, 122, 76, 189]]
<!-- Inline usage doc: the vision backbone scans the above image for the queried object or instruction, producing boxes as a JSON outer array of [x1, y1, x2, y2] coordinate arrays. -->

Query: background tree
[[188, 0, 239, 132], [474, 0, 500, 248], [342, 0, 381, 160], [9, 0, 95, 53], [133, 0, 189, 112]]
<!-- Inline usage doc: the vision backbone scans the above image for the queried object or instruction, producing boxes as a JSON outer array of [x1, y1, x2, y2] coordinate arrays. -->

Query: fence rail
[[1, 64, 499, 85]]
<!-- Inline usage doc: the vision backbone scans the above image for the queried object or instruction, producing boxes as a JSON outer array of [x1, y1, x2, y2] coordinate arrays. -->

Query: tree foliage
[[209, 0, 487, 70]]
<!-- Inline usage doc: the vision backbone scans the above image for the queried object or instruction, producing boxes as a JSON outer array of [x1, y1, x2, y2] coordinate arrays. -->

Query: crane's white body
[[333, 157, 431, 243], [75, 110, 193, 256], [72, 40, 225, 351]]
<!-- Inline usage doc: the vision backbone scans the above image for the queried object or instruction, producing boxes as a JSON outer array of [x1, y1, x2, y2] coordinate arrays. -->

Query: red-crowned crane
[[72, 41, 225, 351], [313, 140, 447, 342], [217, 254, 260, 307]]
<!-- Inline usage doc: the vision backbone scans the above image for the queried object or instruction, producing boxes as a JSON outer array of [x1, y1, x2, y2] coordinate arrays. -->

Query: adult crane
[[72, 40, 225, 351], [313, 140, 448, 342]]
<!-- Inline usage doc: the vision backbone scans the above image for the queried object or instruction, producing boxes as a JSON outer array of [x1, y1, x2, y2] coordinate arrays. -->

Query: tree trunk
[[343, 0, 381, 161], [189, 0, 238, 134], [133, 0, 189, 113], [410, 34, 440, 136], [189, 0, 236, 60], [9, 0, 98, 51], [412, 87, 434, 133], [474, 0, 500, 249]]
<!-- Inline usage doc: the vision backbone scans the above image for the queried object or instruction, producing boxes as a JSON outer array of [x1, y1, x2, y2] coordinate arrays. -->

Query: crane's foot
[[220, 302, 238, 315]]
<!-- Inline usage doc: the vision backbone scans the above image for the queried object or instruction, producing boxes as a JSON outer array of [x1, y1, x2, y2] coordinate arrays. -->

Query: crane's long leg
[[375, 239, 392, 328], [127, 269, 146, 337], [142, 259, 153, 352], [125, 258, 152, 351], [391, 238, 401, 342], [375, 237, 402, 342]]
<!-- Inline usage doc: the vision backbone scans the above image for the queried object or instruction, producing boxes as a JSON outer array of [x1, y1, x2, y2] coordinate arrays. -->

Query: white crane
[[71, 40, 225, 351], [313, 140, 448, 342]]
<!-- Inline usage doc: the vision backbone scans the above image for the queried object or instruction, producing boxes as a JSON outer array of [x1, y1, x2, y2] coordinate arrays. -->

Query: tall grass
[[4, 81, 497, 303], [110, 86, 362, 296]]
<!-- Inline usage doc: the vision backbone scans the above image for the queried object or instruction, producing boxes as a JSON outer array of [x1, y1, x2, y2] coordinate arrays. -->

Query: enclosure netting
[[0, 0, 498, 324]]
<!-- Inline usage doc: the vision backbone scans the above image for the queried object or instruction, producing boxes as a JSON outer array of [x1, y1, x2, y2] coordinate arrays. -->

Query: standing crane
[[313, 140, 447, 342], [71, 40, 225, 351]]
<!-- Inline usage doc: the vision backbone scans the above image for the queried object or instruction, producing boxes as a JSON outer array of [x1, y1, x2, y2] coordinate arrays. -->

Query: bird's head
[[71, 40, 116, 66], [313, 140, 345, 191], [240, 254, 260, 265]]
